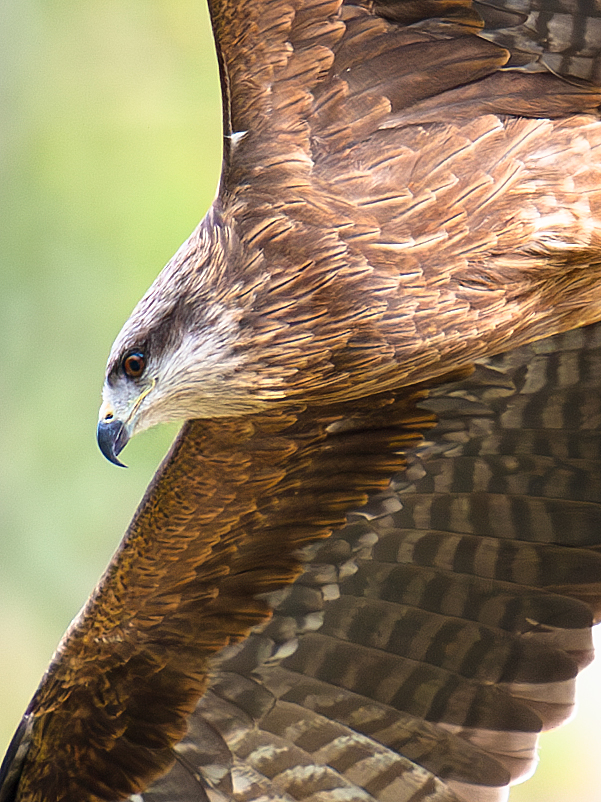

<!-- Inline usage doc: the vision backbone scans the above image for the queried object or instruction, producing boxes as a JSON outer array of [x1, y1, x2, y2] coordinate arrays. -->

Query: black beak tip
[[97, 419, 129, 467]]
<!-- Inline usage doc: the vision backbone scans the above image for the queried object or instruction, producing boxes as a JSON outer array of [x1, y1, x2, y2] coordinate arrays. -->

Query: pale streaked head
[[96, 213, 276, 466]]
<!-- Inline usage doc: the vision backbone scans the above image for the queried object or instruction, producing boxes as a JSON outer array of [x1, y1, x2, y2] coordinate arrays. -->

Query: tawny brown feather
[[100, 0, 601, 437], [11, 390, 436, 801], [5, 1, 601, 801]]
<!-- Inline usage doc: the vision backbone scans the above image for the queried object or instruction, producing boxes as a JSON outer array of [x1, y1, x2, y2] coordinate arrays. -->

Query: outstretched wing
[[137, 322, 601, 802], [4, 1, 601, 801], [0, 388, 436, 801], [4, 325, 601, 802]]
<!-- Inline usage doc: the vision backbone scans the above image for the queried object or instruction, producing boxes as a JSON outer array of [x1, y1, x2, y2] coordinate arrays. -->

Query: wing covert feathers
[[196, 0, 601, 408], [8, 392, 434, 801]]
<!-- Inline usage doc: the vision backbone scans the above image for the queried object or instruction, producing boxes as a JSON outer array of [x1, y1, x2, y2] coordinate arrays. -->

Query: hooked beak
[[97, 380, 155, 466], [97, 402, 130, 467], [97, 418, 130, 467]]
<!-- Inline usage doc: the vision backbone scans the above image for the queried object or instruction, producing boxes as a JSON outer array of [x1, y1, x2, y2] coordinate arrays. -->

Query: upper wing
[[212, 0, 601, 179], [135, 321, 601, 802], [203, 0, 601, 407]]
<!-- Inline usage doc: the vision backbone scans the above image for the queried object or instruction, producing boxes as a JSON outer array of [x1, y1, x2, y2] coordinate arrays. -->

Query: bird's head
[[97, 343, 159, 468], [97, 219, 277, 466]]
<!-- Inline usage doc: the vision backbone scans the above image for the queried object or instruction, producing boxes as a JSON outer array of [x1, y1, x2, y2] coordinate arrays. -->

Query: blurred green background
[[1, 1, 600, 799]]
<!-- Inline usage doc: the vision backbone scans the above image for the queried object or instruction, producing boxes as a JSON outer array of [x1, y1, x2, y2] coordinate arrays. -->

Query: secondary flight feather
[[3, 0, 601, 800]]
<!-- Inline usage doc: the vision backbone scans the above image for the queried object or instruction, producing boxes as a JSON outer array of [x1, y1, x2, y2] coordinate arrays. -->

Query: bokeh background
[[1, 1, 600, 799]]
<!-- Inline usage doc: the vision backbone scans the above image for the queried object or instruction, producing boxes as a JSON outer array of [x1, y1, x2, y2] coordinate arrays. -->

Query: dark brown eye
[[122, 351, 146, 379]]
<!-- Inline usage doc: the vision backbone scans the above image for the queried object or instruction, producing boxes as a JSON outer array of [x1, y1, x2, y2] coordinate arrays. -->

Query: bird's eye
[[122, 351, 146, 379]]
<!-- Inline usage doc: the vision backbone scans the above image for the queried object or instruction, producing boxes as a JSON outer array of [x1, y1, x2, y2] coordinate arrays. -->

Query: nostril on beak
[[97, 418, 129, 467]]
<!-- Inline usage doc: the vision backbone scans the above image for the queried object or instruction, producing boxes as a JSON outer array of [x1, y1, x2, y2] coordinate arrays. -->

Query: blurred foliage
[[0, 2, 600, 799], [0, 0, 219, 749]]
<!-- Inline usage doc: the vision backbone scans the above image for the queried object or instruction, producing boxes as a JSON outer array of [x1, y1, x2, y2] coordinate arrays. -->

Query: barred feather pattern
[[476, 0, 601, 81], [6, 0, 601, 800], [134, 323, 601, 802]]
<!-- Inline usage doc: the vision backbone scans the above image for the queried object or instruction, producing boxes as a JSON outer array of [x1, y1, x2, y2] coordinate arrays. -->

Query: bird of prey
[[2, 0, 601, 801]]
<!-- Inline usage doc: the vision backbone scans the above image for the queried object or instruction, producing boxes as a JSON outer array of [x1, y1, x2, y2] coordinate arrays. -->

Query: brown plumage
[[3, 1, 601, 801], [98, 0, 601, 444]]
